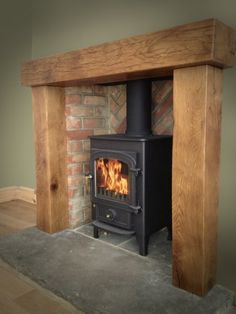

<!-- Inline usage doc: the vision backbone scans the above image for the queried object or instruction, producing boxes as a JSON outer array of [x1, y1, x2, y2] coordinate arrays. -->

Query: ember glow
[[96, 158, 128, 195]]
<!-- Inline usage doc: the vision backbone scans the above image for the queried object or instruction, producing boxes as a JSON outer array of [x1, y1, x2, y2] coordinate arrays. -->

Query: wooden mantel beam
[[22, 19, 236, 87]]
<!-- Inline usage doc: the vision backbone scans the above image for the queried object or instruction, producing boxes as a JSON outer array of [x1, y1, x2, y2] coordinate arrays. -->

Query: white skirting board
[[0, 186, 36, 204]]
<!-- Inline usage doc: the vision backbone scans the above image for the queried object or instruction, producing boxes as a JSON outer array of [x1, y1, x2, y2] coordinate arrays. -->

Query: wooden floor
[[0, 200, 36, 236], [0, 200, 82, 314]]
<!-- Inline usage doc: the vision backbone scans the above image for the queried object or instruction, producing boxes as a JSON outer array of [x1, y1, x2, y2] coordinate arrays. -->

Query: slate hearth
[[0, 226, 234, 314], [77, 223, 172, 269]]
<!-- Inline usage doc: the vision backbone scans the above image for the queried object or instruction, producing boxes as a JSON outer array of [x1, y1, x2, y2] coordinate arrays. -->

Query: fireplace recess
[[87, 79, 172, 255]]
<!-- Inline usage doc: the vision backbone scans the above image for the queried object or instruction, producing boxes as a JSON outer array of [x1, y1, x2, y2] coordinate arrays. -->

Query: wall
[[218, 68, 236, 291], [65, 85, 109, 227], [32, 0, 236, 58], [0, 0, 34, 188]]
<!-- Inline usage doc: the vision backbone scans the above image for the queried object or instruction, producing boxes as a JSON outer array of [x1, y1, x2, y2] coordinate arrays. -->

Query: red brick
[[79, 85, 94, 93], [67, 153, 90, 163], [94, 106, 108, 117], [67, 164, 83, 176], [109, 85, 122, 99], [93, 85, 107, 95], [67, 141, 83, 153], [117, 88, 126, 106], [153, 80, 173, 103], [116, 105, 126, 121], [110, 98, 120, 114], [83, 206, 92, 223], [68, 188, 80, 198], [65, 86, 93, 95], [65, 105, 94, 117], [65, 87, 80, 95], [83, 118, 105, 129], [66, 117, 82, 130], [67, 130, 93, 140], [67, 175, 83, 187], [83, 162, 90, 174], [68, 204, 74, 212], [116, 119, 126, 134], [65, 94, 82, 105], [69, 211, 84, 228], [83, 140, 90, 152], [153, 112, 173, 135], [83, 95, 106, 105], [93, 128, 109, 135], [68, 186, 85, 199], [109, 127, 116, 134], [152, 93, 173, 122], [110, 115, 120, 129]]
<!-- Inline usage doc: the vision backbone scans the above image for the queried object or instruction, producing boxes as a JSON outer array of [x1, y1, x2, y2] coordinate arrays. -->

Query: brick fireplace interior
[[66, 80, 173, 228]]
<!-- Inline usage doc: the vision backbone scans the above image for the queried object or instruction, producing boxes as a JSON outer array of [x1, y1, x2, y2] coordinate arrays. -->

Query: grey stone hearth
[[0, 226, 235, 314]]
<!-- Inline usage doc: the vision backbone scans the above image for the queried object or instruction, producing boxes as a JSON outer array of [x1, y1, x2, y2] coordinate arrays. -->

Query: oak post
[[32, 86, 69, 233], [172, 65, 223, 295]]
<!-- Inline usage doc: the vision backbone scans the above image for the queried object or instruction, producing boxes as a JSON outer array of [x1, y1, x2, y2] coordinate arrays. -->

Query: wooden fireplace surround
[[21, 19, 236, 296]]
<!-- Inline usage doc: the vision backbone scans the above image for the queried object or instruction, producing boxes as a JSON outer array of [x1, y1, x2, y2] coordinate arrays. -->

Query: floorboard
[[0, 200, 82, 313], [0, 200, 36, 236]]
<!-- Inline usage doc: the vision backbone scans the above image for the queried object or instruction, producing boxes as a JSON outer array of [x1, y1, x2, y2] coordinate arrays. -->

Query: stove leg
[[136, 233, 149, 256], [93, 226, 99, 238]]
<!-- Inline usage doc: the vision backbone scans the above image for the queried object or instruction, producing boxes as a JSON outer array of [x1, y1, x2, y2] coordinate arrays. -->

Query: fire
[[96, 158, 128, 195]]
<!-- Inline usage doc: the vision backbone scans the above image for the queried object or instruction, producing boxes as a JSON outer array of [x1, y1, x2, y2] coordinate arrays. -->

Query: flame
[[96, 158, 128, 195]]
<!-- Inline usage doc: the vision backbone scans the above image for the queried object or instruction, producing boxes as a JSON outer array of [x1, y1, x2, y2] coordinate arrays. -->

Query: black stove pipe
[[126, 79, 152, 137]]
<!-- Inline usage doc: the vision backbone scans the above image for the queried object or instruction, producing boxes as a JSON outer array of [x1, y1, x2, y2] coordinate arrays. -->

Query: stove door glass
[[95, 158, 129, 201]]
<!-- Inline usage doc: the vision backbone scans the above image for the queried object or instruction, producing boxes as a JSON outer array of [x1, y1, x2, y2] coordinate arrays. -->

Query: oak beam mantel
[[22, 19, 236, 87], [21, 18, 236, 296]]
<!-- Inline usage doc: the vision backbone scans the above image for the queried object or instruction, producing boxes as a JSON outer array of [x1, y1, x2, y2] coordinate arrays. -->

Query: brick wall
[[65, 85, 109, 227], [65, 80, 173, 228], [108, 80, 173, 135]]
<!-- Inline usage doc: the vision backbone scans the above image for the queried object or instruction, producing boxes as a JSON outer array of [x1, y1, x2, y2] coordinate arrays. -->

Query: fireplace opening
[[86, 79, 172, 256]]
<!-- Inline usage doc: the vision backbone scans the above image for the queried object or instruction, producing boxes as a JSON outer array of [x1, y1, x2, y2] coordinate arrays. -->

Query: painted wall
[[218, 67, 236, 291], [0, 0, 34, 188], [0, 0, 235, 292]]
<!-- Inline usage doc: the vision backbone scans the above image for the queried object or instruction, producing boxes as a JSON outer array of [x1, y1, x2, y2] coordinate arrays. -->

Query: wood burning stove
[[87, 79, 172, 255]]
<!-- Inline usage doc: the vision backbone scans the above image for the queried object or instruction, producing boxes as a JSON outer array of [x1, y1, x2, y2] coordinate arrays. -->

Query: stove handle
[[128, 205, 142, 214], [129, 167, 142, 176]]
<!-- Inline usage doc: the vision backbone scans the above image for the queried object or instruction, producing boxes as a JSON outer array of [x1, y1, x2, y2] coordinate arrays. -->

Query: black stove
[[87, 79, 172, 256]]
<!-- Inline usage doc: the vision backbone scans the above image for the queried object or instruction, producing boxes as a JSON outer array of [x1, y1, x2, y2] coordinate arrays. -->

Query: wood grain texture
[[0, 259, 81, 314], [32, 86, 69, 233], [0, 186, 36, 204], [21, 19, 236, 87], [172, 65, 223, 296], [0, 200, 36, 236], [0, 187, 18, 203]]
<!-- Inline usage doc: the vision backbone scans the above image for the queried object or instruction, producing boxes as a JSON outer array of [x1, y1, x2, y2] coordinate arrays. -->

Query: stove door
[[91, 149, 138, 207]]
